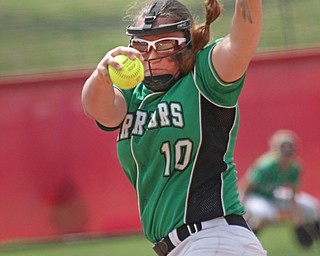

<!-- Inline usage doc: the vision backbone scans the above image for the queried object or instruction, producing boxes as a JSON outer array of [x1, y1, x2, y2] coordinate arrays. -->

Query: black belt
[[152, 214, 250, 256]]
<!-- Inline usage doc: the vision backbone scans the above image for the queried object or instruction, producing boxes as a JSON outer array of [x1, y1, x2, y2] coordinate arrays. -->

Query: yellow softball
[[108, 54, 144, 90]]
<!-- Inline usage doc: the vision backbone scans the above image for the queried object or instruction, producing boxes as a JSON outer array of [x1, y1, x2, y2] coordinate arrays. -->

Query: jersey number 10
[[160, 139, 193, 177]]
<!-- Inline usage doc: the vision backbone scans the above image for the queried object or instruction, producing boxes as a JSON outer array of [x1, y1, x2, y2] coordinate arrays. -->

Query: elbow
[[82, 107, 94, 119], [81, 93, 96, 120]]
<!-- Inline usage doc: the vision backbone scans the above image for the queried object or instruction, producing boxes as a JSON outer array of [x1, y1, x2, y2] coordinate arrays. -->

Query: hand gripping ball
[[108, 54, 144, 90]]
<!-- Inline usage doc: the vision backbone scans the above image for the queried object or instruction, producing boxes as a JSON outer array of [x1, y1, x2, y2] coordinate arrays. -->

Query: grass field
[[0, 224, 319, 256], [1, 0, 320, 75]]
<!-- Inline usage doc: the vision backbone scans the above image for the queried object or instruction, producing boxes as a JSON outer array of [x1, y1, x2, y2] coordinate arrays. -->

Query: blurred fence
[[0, 47, 320, 243], [0, 0, 320, 75]]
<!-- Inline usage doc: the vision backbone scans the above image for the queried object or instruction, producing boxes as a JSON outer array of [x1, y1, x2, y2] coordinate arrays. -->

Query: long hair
[[187, 0, 222, 73], [192, 0, 222, 52]]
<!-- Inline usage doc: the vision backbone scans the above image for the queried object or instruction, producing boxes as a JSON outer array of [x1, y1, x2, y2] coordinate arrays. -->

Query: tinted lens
[[155, 39, 177, 52], [131, 41, 148, 52]]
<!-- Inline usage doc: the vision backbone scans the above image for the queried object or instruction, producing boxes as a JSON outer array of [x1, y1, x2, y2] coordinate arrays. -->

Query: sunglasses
[[130, 37, 187, 53]]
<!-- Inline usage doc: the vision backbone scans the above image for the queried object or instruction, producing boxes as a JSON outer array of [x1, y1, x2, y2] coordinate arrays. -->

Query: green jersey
[[98, 40, 246, 243], [247, 153, 300, 198]]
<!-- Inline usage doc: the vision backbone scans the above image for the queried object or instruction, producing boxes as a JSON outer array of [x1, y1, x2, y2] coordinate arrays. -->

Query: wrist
[[94, 68, 113, 87]]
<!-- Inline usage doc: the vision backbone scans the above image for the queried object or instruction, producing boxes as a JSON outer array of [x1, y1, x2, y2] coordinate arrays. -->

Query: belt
[[152, 214, 251, 256]]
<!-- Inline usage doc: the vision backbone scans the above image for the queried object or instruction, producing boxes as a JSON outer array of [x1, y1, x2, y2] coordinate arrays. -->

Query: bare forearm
[[231, 0, 263, 58], [81, 69, 126, 127], [82, 46, 143, 127], [212, 0, 263, 82]]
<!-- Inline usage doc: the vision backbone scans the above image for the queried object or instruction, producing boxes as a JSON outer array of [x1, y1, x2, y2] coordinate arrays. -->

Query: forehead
[[134, 17, 185, 39]]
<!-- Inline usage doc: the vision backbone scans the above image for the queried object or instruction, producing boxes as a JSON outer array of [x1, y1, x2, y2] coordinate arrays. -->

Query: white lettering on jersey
[[158, 103, 170, 126], [118, 102, 185, 140], [171, 103, 183, 128], [148, 111, 158, 129], [132, 110, 147, 135], [120, 114, 133, 139]]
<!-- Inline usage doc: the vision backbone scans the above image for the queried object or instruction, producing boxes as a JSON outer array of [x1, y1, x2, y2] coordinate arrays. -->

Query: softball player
[[240, 130, 320, 247], [82, 0, 266, 255]]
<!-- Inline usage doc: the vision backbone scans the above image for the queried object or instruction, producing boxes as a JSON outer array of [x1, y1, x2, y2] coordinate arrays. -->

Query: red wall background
[[235, 48, 320, 197], [0, 48, 319, 242]]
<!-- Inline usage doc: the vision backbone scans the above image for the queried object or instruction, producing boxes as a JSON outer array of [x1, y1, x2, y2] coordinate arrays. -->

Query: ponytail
[[178, 0, 222, 75], [192, 0, 222, 53]]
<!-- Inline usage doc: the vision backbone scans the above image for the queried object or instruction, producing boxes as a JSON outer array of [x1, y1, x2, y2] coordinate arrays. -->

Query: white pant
[[168, 217, 267, 256], [244, 191, 320, 230]]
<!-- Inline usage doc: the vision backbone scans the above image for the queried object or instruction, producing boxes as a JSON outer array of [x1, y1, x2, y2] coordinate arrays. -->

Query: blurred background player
[[240, 129, 320, 247]]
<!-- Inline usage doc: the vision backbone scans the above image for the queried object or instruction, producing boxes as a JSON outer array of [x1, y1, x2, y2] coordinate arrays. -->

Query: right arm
[[212, 0, 263, 83], [81, 46, 144, 127]]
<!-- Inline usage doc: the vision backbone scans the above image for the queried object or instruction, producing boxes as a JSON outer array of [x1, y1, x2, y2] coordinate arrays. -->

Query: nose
[[144, 48, 162, 64], [146, 47, 158, 59]]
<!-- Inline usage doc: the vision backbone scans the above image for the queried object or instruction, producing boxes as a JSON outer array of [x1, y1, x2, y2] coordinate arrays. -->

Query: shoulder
[[196, 38, 223, 63], [192, 38, 245, 106], [255, 152, 277, 165], [250, 153, 278, 174]]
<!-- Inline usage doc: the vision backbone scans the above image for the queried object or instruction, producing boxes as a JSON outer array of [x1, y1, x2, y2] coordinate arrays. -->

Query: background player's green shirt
[[246, 153, 300, 198], [98, 40, 246, 243]]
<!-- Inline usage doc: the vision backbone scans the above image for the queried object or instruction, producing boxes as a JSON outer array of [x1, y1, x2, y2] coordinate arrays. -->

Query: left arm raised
[[212, 0, 263, 83]]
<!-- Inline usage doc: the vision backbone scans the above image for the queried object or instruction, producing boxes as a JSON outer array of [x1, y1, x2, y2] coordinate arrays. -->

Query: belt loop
[[186, 224, 193, 235], [187, 223, 201, 235]]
